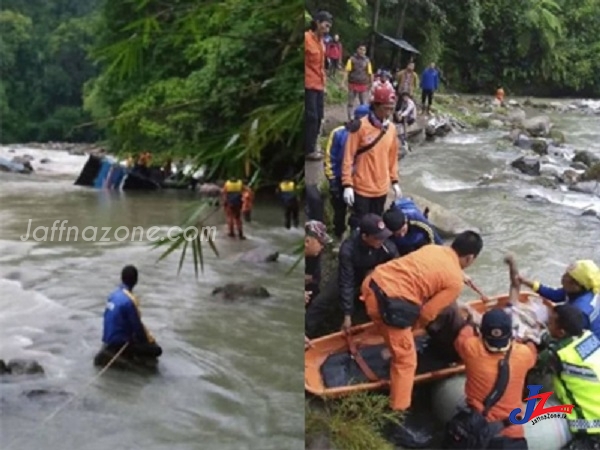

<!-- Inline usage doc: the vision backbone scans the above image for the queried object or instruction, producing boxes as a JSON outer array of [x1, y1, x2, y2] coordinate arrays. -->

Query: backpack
[[442, 346, 513, 449]]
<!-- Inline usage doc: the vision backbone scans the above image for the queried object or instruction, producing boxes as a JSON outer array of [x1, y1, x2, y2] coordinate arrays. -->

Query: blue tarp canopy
[[376, 32, 420, 54]]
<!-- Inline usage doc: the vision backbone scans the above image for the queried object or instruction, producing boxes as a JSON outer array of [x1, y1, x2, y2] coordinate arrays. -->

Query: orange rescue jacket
[[341, 117, 399, 197]]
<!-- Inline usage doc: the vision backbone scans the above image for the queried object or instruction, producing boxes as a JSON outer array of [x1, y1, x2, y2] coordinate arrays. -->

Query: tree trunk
[[392, 0, 410, 69], [369, 0, 381, 63]]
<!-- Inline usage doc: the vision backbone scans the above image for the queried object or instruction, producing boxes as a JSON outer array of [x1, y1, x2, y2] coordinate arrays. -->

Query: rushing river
[[0, 151, 304, 450], [404, 100, 600, 301]]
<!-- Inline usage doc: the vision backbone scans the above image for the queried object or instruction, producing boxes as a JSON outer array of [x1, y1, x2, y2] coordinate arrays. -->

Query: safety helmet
[[372, 85, 397, 104]]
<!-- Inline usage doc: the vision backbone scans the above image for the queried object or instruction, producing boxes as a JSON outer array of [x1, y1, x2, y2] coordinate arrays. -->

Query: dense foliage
[[2, 0, 303, 181], [308, 0, 600, 97], [2, 0, 598, 161], [0, 0, 100, 143]]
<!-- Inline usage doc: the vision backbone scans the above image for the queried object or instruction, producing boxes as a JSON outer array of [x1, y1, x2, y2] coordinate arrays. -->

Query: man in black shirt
[[305, 214, 398, 338]]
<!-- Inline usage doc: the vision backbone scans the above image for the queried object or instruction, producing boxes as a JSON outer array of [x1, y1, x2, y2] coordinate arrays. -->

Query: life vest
[[224, 179, 243, 207], [389, 198, 440, 255], [122, 289, 155, 344], [553, 330, 600, 434], [279, 181, 296, 205]]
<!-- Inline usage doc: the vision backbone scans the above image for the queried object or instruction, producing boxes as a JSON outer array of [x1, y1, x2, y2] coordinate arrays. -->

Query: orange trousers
[[361, 275, 417, 411], [225, 205, 242, 235]]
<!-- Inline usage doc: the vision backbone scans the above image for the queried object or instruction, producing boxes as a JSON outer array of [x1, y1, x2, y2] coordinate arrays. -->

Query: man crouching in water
[[94, 265, 162, 367]]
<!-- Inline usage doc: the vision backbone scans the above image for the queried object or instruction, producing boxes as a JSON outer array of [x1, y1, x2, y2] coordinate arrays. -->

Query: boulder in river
[[425, 117, 453, 138], [521, 115, 552, 137], [0, 156, 34, 174], [530, 138, 549, 156], [511, 156, 541, 176], [1, 358, 45, 376], [569, 181, 600, 197], [560, 169, 582, 185], [508, 109, 526, 123], [581, 163, 600, 182], [525, 194, 550, 205], [211, 283, 270, 300], [408, 194, 480, 239], [549, 129, 565, 146], [571, 162, 589, 171], [23, 389, 72, 404], [572, 151, 600, 168], [236, 248, 279, 263], [513, 133, 531, 150]]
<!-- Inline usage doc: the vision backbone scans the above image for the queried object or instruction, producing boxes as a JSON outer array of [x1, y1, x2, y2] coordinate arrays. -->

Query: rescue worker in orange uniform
[[341, 84, 402, 228], [359, 230, 483, 445], [241, 183, 254, 223], [222, 178, 246, 240], [442, 257, 538, 450]]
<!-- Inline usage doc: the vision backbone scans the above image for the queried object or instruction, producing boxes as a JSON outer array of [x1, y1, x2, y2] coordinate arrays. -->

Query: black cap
[[314, 11, 333, 23], [359, 214, 392, 240], [383, 208, 407, 233], [481, 309, 512, 351]]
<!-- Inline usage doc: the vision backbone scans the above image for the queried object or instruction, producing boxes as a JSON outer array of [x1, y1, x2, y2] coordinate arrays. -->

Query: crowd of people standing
[[304, 9, 600, 450]]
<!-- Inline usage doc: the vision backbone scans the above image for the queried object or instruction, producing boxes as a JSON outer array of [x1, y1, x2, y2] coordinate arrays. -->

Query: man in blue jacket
[[94, 265, 162, 367], [420, 62, 439, 114], [382, 200, 443, 256], [519, 260, 600, 339], [323, 104, 370, 238]]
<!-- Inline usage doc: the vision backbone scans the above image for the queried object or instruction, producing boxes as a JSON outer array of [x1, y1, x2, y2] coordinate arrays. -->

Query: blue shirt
[[420, 68, 439, 91], [324, 126, 349, 181], [537, 285, 600, 339], [102, 284, 148, 346]]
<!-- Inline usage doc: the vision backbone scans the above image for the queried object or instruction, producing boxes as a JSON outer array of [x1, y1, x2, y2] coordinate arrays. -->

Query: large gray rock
[[513, 133, 531, 150], [511, 156, 541, 176], [569, 181, 600, 197], [0, 157, 33, 174], [236, 248, 279, 263], [530, 139, 549, 155], [2, 359, 45, 376], [409, 194, 480, 238], [561, 169, 582, 185], [211, 283, 270, 300], [572, 151, 600, 168], [508, 109, 526, 123], [521, 115, 552, 137]]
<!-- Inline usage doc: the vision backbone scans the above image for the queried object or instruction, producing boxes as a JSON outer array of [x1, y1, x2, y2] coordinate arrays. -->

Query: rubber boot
[[382, 410, 434, 449], [238, 231, 246, 240]]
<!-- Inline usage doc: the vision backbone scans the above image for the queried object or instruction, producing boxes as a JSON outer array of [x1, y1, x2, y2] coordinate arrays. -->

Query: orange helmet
[[372, 85, 396, 104]]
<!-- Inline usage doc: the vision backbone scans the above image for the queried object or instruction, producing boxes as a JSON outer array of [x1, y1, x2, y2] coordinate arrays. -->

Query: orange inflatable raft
[[305, 292, 550, 399]]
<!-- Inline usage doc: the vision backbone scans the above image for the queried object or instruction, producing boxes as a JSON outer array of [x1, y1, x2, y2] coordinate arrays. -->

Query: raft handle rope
[[4, 342, 129, 450], [345, 331, 380, 382]]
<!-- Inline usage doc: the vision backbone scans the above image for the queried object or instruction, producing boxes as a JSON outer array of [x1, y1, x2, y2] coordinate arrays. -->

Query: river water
[[403, 100, 600, 300], [0, 151, 304, 450]]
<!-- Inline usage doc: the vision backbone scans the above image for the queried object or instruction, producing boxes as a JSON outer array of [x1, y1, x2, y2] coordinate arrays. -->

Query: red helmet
[[372, 85, 396, 104]]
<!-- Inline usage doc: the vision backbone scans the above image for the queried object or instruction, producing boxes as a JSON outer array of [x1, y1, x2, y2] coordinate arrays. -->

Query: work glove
[[392, 183, 402, 199], [343, 187, 354, 206]]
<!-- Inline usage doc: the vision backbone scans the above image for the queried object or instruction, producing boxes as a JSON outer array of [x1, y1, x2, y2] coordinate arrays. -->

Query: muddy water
[[0, 151, 304, 450]]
